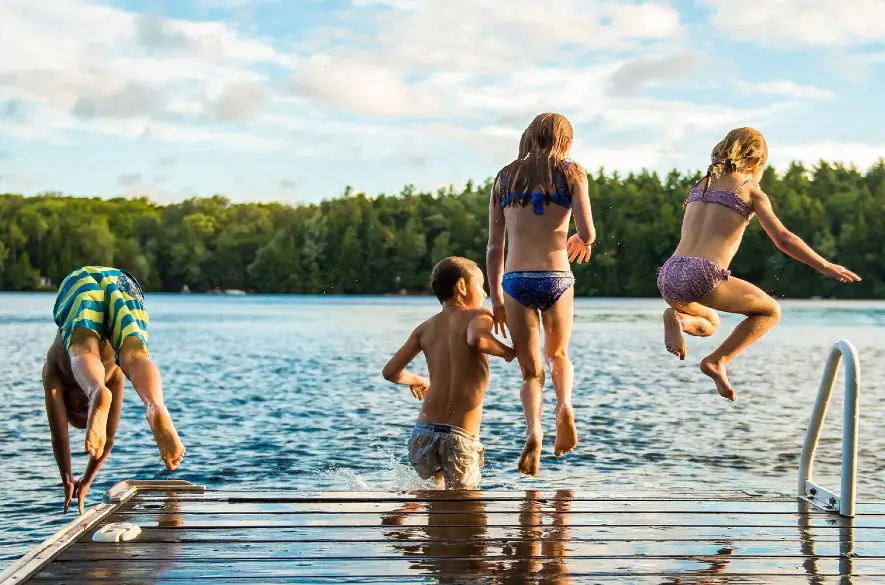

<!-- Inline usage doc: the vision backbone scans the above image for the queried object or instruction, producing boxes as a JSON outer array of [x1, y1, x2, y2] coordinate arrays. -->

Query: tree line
[[1, 161, 883, 298]]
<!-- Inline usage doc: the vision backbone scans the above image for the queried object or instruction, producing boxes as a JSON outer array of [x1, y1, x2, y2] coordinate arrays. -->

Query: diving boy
[[382, 257, 515, 489], [43, 266, 185, 513]]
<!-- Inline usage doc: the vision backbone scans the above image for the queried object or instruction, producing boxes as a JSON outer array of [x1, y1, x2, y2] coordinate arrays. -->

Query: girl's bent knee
[[708, 311, 721, 330], [767, 300, 782, 322], [696, 315, 720, 337]]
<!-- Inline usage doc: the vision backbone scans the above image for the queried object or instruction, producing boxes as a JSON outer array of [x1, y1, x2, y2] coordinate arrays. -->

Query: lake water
[[1, 293, 884, 567]]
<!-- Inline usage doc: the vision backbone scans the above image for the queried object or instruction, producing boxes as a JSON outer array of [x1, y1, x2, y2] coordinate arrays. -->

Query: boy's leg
[[663, 303, 721, 360], [67, 329, 114, 459], [539, 288, 577, 458], [695, 277, 781, 401], [503, 297, 544, 476], [118, 337, 185, 470]]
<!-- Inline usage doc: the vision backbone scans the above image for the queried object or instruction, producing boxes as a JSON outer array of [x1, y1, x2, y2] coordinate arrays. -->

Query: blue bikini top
[[499, 160, 573, 215]]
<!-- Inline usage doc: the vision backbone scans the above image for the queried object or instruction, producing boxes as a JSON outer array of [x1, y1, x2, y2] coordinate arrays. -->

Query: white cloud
[[824, 50, 885, 82], [198, 0, 283, 8], [776, 142, 885, 170], [2, 0, 879, 201], [285, 55, 442, 117], [0, 0, 294, 147], [609, 52, 706, 94], [336, 1, 683, 76], [705, 0, 885, 47], [741, 81, 835, 101], [213, 82, 270, 121]]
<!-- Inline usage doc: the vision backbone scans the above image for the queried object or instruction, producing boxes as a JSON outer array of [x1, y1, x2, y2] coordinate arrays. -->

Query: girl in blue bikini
[[487, 113, 595, 476], [658, 127, 860, 401]]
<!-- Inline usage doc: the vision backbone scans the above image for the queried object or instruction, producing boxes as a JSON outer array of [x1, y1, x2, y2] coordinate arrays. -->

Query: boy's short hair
[[430, 257, 479, 302]]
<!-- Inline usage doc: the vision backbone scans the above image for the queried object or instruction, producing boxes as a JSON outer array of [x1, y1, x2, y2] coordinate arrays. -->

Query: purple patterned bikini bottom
[[656, 256, 730, 304]]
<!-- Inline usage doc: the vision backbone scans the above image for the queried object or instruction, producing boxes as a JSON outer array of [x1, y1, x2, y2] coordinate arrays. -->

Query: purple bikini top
[[685, 179, 756, 221]]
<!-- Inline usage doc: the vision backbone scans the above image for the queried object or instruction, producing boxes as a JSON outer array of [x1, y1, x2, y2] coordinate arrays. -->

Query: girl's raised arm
[[751, 186, 861, 283]]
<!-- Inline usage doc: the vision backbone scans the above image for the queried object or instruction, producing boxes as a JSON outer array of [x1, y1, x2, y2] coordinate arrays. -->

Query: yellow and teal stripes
[[53, 266, 149, 358]]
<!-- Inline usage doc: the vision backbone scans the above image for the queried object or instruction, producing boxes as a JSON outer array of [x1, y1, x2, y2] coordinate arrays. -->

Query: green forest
[[1, 161, 883, 298]]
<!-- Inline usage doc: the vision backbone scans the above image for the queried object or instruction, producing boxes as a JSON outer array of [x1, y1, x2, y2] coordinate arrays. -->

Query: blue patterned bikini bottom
[[502, 271, 575, 312]]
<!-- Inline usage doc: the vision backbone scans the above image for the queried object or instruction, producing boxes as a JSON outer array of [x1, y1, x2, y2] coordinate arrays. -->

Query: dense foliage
[[1, 161, 883, 298]]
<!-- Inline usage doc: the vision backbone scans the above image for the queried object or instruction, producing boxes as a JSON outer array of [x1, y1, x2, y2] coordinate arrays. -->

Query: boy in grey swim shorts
[[382, 257, 515, 489]]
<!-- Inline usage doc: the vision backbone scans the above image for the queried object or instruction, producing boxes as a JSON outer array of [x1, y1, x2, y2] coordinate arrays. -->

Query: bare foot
[[518, 429, 543, 476], [700, 357, 735, 401], [554, 404, 577, 457], [663, 308, 686, 360], [145, 404, 186, 470], [85, 387, 113, 459]]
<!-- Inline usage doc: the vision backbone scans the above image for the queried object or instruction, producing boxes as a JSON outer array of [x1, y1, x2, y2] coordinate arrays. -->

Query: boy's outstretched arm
[[751, 187, 861, 283], [382, 326, 430, 400], [467, 311, 516, 362], [74, 368, 124, 514], [43, 361, 75, 513]]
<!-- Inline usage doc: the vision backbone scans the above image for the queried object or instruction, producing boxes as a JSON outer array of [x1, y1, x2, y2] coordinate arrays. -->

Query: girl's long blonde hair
[[495, 113, 585, 206], [701, 127, 769, 194]]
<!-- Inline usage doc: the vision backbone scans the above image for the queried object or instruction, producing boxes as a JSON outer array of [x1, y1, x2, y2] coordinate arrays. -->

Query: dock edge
[[0, 479, 205, 585]]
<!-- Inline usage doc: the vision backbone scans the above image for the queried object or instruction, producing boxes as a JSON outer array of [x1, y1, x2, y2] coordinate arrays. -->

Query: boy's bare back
[[414, 307, 492, 435], [383, 256, 514, 489]]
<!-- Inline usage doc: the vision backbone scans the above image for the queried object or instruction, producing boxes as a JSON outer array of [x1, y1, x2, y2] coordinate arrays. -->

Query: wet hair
[[430, 256, 479, 302], [494, 113, 585, 206], [701, 127, 768, 194]]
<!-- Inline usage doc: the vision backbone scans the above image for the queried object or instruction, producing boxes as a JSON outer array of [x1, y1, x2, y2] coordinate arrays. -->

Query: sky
[[0, 0, 884, 204]]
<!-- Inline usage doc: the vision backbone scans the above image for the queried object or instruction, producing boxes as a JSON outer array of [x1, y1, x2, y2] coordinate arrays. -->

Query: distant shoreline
[[2, 290, 883, 301]]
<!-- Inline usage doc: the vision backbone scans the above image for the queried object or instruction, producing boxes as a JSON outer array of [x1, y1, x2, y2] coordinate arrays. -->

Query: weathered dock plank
[[2, 481, 879, 584]]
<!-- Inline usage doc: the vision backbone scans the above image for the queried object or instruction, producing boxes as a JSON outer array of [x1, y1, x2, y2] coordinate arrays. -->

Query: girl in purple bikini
[[657, 127, 861, 401], [487, 113, 595, 476]]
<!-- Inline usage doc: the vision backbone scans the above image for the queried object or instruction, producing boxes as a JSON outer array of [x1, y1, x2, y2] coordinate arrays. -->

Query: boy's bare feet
[[663, 308, 686, 360], [518, 429, 543, 476], [700, 357, 735, 401], [554, 403, 577, 457], [85, 387, 113, 459], [145, 404, 186, 470]]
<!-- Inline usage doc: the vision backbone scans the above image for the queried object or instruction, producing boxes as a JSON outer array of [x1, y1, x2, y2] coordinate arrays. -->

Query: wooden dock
[[1, 480, 882, 584]]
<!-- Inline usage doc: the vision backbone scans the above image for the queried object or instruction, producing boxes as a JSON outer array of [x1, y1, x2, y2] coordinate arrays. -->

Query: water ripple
[[1, 294, 884, 566]]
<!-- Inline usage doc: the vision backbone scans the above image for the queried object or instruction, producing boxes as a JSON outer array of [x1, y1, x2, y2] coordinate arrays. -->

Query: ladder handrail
[[797, 339, 860, 517]]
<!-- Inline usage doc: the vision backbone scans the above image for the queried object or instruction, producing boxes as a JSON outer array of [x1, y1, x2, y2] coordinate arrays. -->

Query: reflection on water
[[381, 491, 573, 584], [798, 499, 856, 585], [2, 294, 884, 565], [377, 492, 839, 584]]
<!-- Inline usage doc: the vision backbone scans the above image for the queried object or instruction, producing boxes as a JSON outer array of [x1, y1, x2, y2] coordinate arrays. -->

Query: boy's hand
[[409, 378, 430, 401], [62, 476, 78, 514], [491, 302, 508, 338], [75, 475, 94, 515], [567, 234, 591, 264], [819, 262, 861, 283], [503, 345, 517, 363]]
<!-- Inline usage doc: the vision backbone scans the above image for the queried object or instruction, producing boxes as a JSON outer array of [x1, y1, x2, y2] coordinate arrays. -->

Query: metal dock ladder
[[798, 339, 861, 517]]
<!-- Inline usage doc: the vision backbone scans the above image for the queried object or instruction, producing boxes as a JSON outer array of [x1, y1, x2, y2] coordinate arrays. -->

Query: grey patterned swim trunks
[[408, 423, 485, 489]]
